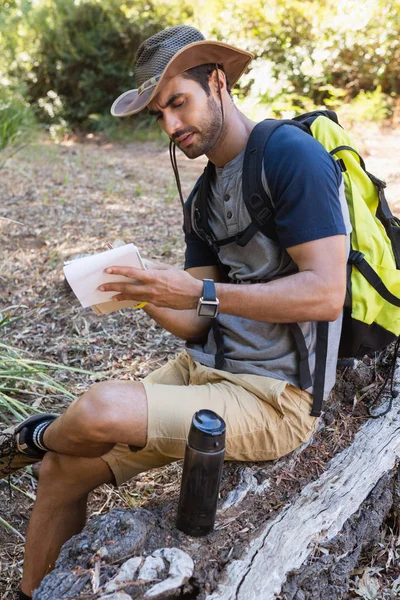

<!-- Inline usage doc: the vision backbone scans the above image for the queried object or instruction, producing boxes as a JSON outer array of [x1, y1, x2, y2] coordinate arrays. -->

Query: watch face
[[198, 301, 218, 318]]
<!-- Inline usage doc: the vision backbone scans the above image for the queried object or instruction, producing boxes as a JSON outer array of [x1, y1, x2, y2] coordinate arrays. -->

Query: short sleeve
[[264, 125, 347, 248]]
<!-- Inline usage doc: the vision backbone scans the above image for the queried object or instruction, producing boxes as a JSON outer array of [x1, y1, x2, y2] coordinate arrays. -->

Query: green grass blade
[[10, 483, 36, 501], [0, 394, 35, 417], [0, 349, 103, 377], [0, 515, 26, 542], [0, 388, 38, 395], [0, 375, 74, 395], [0, 401, 25, 421], [0, 408, 13, 425]]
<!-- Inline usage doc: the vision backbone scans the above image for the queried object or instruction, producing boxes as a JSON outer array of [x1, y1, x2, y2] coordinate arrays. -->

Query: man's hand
[[141, 258, 176, 270], [99, 266, 203, 310]]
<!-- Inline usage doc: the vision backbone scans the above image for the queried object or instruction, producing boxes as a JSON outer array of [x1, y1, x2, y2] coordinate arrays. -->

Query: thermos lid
[[188, 409, 226, 452]]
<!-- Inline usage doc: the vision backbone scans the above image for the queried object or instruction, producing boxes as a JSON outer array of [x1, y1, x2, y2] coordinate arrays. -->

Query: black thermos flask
[[176, 409, 226, 537]]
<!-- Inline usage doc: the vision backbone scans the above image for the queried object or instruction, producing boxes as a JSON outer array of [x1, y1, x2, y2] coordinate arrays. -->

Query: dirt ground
[[0, 122, 399, 599]]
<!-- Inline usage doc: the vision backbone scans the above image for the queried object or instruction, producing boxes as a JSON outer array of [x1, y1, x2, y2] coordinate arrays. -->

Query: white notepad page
[[63, 244, 145, 312]]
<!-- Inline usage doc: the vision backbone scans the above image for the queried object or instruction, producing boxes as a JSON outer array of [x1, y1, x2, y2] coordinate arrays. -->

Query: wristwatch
[[197, 279, 219, 318]]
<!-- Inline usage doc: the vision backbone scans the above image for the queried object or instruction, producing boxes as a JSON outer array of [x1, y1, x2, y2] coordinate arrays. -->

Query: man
[[1, 25, 350, 600]]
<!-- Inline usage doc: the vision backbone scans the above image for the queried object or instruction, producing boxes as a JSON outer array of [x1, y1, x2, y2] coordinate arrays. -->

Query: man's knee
[[37, 452, 114, 498], [67, 380, 145, 444], [38, 452, 76, 488]]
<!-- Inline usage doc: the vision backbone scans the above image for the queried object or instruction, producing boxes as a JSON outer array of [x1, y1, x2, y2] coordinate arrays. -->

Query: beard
[[174, 95, 226, 159]]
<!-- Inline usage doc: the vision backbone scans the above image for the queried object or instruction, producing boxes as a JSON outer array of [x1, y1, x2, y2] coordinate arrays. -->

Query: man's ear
[[210, 68, 226, 95]]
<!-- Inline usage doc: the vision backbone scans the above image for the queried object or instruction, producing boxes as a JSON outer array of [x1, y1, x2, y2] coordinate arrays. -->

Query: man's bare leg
[[43, 380, 148, 456], [20, 453, 115, 596], [20, 379, 148, 597]]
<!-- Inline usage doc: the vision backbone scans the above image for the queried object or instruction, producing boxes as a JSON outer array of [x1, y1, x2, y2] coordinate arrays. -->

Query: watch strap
[[202, 279, 216, 301]]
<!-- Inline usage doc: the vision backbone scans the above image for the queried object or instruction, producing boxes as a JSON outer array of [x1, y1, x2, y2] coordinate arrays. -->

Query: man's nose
[[163, 113, 183, 139]]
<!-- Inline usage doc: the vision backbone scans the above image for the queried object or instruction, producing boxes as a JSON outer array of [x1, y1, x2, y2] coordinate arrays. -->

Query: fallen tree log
[[279, 471, 396, 600], [207, 368, 400, 599], [33, 361, 400, 600]]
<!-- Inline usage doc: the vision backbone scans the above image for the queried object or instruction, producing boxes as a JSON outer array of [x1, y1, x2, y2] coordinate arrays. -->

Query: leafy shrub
[[220, 0, 400, 118], [0, 87, 36, 169], [21, 0, 172, 130], [339, 87, 393, 124], [2, 0, 399, 130]]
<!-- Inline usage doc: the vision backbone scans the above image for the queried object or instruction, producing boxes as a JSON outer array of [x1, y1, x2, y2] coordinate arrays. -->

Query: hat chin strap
[[215, 63, 225, 124], [169, 140, 191, 232], [169, 64, 225, 234]]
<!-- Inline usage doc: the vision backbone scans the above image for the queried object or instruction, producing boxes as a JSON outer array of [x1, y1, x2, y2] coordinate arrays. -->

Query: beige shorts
[[102, 351, 318, 486]]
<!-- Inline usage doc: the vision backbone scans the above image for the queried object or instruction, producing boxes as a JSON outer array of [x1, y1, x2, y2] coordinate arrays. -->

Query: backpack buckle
[[348, 250, 365, 265], [249, 193, 272, 227], [367, 172, 387, 189]]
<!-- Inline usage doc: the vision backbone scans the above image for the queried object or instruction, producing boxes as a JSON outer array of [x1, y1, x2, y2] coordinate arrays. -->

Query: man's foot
[[0, 414, 57, 479]]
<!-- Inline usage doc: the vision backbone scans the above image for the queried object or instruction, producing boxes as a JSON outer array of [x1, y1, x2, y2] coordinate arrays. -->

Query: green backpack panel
[[193, 110, 400, 415], [309, 115, 400, 356]]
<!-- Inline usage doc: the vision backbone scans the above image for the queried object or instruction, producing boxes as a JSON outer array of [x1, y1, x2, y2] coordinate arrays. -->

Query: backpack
[[191, 110, 400, 417]]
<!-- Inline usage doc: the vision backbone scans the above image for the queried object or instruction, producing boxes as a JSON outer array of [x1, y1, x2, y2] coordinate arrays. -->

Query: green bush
[[21, 0, 172, 130], [1, 0, 399, 131], [339, 87, 393, 124], [0, 87, 36, 169], [219, 0, 400, 118], [325, 1, 400, 97]]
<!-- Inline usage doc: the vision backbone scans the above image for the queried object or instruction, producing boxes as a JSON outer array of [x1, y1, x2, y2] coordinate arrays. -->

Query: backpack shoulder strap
[[184, 172, 203, 217], [242, 119, 310, 242], [243, 118, 333, 418], [191, 160, 220, 252], [294, 109, 341, 128], [373, 178, 400, 269]]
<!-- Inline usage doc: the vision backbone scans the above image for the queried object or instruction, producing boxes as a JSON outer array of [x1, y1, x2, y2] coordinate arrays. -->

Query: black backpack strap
[[289, 321, 329, 417], [210, 222, 260, 249], [287, 323, 313, 391], [349, 250, 400, 307], [242, 119, 310, 244], [191, 161, 258, 253], [372, 177, 400, 270], [311, 321, 330, 417], [212, 319, 225, 370], [193, 161, 220, 253], [326, 140, 400, 270], [294, 109, 340, 128], [242, 119, 283, 243], [184, 173, 203, 225], [243, 119, 324, 416], [368, 335, 400, 418]]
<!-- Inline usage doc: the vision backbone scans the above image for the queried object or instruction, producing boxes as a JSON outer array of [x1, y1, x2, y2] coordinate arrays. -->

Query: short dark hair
[[182, 63, 231, 95]]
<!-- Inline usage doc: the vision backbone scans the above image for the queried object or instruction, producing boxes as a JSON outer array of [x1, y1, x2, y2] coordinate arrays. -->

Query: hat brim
[[111, 40, 253, 118]]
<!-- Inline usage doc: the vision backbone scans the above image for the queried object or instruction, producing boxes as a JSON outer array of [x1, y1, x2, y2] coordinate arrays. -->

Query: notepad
[[63, 243, 146, 315]]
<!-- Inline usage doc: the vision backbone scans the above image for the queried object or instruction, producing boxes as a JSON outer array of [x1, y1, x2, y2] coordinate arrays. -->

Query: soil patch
[[0, 124, 399, 599]]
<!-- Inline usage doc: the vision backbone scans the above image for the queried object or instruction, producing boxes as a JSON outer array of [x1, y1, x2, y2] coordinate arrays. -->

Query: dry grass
[[0, 134, 205, 598], [0, 125, 399, 599]]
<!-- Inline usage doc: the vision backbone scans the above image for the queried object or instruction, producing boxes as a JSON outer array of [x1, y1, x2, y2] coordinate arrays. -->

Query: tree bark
[[33, 364, 400, 600], [207, 375, 400, 600]]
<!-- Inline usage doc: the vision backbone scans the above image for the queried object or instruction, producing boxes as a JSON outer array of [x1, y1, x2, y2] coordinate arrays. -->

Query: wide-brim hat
[[111, 25, 253, 118]]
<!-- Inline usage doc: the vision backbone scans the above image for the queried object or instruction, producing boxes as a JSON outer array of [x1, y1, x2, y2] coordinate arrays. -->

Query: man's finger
[[99, 282, 146, 294], [112, 294, 128, 302], [105, 266, 150, 280]]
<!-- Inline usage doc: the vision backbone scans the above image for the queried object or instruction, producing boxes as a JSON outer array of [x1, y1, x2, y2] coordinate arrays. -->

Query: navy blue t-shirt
[[184, 125, 346, 269]]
